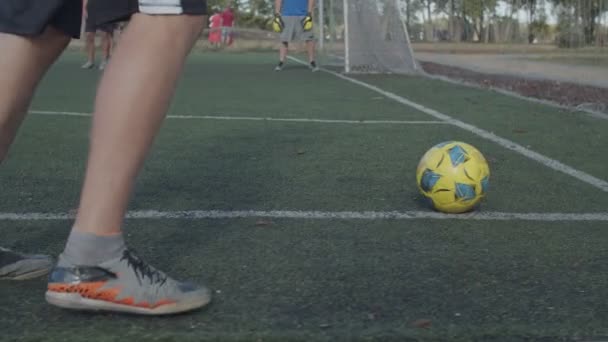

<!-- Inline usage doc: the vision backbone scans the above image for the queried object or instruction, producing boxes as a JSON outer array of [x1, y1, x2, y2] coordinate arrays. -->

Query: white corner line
[[29, 110, 446, 126], [1, 210, 608, 222]]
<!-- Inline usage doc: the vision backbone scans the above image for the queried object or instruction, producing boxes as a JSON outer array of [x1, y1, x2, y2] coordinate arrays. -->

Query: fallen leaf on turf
[[412, 319, 432, 328], [296, 149, 306, 155], [255, 219, 273, 226]]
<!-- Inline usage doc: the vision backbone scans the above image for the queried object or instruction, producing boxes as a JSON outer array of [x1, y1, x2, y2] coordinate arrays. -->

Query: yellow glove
[[272, 13, 285, 33], [301, 13, 313, 32]]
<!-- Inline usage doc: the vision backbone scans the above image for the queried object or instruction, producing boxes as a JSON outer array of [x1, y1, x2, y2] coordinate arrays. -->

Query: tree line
[[205, 0, 608, 47], [403, 0, 608, 46]]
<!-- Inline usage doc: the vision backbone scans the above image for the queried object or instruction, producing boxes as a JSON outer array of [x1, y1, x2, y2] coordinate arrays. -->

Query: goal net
[[316, 0, 420, 74]]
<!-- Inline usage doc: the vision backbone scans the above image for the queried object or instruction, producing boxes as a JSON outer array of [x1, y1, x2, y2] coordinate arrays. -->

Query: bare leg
[[279, 42, 288, 62], [101, 31, 112, 61], [0, 27, 70, 163], [85, 32, 96, 64], [0, 27, 70, 281], [73, 13, 205, 235], [46, 14, 211, 315], [306, 40, 315, 63]]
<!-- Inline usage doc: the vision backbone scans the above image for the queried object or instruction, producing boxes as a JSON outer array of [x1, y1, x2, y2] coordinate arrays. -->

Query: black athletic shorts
[[0, 0, 207, 39], [85, 0, 116, 34]]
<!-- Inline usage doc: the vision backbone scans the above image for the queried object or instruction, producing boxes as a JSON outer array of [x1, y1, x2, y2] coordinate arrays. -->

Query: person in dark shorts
[[82, 0, 115, 70], [0, 0, 211, 315]]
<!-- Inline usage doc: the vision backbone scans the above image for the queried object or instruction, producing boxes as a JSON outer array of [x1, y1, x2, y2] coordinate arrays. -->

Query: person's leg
[[229, 30, 234, 45], [275, 42, 288, 71], [75, 13, 204, 235], [298, 20, 318, 72], [276, 16, 299, 71], [98, 29, 113, 70], [280, 42, 288, 62], [82, 7, 98, 69], [306, 40, 318, 71], [0, 27, 71, 280], [306, 40, 315, 63], [82, 31, 96, 68], [0, 27, 71, 164], [101, 32, 112, 59], [46, 12, 211, 315]]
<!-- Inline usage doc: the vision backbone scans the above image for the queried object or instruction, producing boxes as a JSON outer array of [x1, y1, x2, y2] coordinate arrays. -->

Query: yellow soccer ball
[[416, 141, 490, 213]]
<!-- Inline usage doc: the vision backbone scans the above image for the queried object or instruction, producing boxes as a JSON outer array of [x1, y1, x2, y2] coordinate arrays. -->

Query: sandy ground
[[415, 52, 608, 89]]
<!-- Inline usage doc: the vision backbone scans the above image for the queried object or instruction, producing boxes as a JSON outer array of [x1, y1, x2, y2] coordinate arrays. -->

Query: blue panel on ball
[[481, 176, 490, 194], [455, 183, 476, 201], [423, 196, 436, 209], [448, 145, 468, 167], [421, 169, 441, 192]]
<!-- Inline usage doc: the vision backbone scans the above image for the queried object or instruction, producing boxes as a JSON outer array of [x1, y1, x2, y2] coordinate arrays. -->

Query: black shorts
[[85, 21, 116, 34], [0, 0, 207, 39], [88, 0, 208, 27], [0, 0, 82, 38], [85, 1, 116, 34]]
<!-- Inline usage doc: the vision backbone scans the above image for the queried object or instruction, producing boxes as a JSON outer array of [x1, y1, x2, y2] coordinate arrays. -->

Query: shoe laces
[[121, 250, 168, 286]]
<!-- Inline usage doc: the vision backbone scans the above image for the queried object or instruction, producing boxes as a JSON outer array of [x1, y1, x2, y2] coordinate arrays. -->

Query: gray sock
[[60, 230, 126, 266]]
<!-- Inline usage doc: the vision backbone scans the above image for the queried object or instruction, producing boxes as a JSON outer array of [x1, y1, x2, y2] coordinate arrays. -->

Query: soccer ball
[[416, 141, 490, 213]]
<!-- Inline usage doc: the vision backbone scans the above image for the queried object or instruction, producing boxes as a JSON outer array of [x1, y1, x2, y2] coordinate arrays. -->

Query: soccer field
[[1, 51, 608, 341]]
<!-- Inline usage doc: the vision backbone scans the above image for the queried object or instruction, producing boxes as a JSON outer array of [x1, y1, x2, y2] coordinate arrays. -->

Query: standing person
[[82, 0, 115, 70], [273, 0, 318, 72], [221, 6, 235, 46], [208, 11, 222, 48], [0, 0, 211, 315]]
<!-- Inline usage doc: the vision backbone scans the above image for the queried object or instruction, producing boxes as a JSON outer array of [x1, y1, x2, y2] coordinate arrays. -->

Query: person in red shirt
[[221, 7, 235, 46], [208, 11, 222, 48]]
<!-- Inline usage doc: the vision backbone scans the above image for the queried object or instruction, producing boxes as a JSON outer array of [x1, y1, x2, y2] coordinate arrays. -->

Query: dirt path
[[418, 60, 608, 115], [416, 52, 608, 89]]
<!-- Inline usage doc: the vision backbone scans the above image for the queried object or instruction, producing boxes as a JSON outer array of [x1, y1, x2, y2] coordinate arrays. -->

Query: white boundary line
[[1, 210, 608, 222], [288, 56, 608, 193], [29, 110, 446, 126]]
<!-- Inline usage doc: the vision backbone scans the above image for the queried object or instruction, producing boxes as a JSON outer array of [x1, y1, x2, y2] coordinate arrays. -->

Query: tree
[[424, 0, 434, 40], [433, 0, 498, 42], [462, 0, 498, 42], [550, 0, 607, 45], [207, 0, 237, 12], [400, 0, 424, 32], [498, 0, 523, 43]]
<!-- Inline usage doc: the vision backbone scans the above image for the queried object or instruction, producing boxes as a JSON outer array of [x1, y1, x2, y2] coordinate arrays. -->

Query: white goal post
[[316, 0, 420, 74]]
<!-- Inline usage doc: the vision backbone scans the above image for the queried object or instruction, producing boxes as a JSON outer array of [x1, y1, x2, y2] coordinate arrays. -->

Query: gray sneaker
[[0, 247, 53, 280], [81, 61, 95, 69], [98, 60, 108, 71], [274, 62, 284, 71], [309, 61, 320, 72], [46, 249, 211, 315]]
